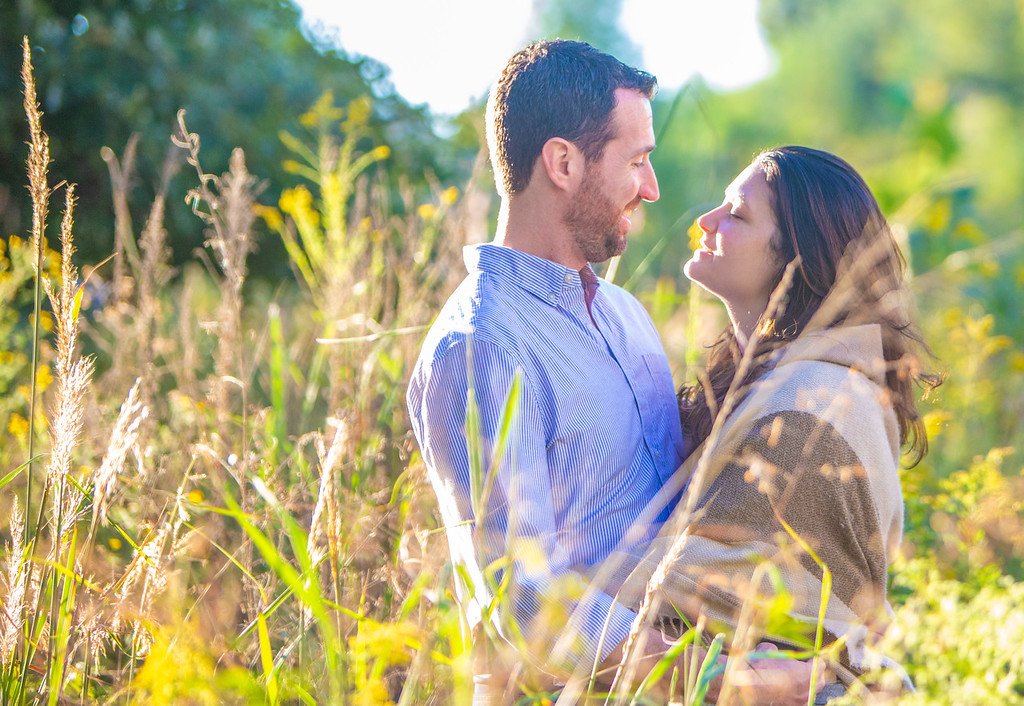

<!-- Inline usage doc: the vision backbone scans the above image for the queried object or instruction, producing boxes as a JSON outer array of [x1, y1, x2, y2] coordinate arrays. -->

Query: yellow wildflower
[[253, 204, 284, 232], [30, 310, 53, 332], [35, 364, 52, 394], [300, 90, 344, 129], [7, 413, 29, 442], [417, 203, 437, 221], [923, 198, 952, 232], [954, 219, 986, 245], [440, 186, 459, 205], [942, 307, 962, 328], [688, 218, 703, 251], [279, 186, 315, 219], [348, 621, 419, 668], [978, 259, 999, 278], [346, 96, 373, 127], [923, 410, 951, 440]]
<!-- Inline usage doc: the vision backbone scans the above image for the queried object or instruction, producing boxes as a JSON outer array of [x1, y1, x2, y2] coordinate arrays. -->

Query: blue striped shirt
[[407, 243, 685, 670]]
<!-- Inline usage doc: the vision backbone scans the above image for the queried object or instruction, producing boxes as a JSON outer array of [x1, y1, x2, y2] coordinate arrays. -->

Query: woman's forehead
[[726, 164, 768, 204]]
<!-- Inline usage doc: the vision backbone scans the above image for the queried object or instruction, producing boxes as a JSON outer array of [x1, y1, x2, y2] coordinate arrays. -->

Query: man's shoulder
[[597, 278, 657, 328], [598, 278, 643, 307], [417, 271, 526, 367]]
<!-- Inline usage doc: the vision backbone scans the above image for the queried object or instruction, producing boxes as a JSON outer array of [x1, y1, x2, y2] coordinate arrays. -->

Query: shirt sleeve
[[407, 334, 638, 672]]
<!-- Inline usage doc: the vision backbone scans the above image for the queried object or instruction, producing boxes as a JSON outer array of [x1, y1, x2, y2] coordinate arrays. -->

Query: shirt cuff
[[560, 590, 639, 673]]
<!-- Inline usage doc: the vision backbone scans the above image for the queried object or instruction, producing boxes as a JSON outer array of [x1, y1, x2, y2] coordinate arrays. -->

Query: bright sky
[[296, 0, 774, 115]]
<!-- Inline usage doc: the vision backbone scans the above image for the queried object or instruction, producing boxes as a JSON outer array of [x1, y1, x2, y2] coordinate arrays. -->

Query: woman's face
[[684, 163, 784, 313]]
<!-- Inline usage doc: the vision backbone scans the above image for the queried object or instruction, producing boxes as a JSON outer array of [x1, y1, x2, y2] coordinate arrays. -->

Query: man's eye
[[730, 211, 743, 220]]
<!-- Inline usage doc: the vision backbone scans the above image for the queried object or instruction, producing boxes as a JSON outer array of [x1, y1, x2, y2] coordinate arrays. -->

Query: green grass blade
[[47, 526, 80, 705], [691, 633, 725, 706], [631, 628, 697, 704], [267, 302, 290, 466], [0, 454, 41, 492], [478, 372, 521, 517], [257, 612, 279, 706]]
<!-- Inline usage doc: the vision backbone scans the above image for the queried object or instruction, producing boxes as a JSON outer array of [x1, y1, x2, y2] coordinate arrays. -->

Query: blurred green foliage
[[629, 0, 1024, 309], [0, 0, 456, 277]]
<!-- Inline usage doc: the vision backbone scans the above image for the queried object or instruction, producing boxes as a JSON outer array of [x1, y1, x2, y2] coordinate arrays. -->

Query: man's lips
[[619, 201, 643, 232]]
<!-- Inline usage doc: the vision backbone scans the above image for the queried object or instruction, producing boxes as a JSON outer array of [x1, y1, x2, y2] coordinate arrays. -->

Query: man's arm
[[598, 632, 825, 704], [408, 335, 637, 672]]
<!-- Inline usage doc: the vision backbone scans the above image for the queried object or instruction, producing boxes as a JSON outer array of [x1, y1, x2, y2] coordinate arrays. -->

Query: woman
[[604, 146, 938, 693]]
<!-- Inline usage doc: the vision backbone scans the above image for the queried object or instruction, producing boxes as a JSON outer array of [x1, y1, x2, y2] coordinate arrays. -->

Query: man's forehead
[[610, 89, 655, 149], [612, 88, 653, 119]]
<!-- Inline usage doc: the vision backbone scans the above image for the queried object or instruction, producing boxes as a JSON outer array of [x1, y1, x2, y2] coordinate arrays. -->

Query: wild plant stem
[[26, 213, 42, 551]]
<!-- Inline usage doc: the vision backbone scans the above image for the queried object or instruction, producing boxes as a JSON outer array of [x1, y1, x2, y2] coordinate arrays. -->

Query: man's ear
[[538, 137, 583, 192]]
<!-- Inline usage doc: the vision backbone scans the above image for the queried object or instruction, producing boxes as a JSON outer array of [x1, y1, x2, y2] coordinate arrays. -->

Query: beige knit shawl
[[599, 324, 905, 686]]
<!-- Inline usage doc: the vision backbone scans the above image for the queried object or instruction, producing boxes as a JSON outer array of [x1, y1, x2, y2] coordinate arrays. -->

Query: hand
[[721, 641, 832, 706]]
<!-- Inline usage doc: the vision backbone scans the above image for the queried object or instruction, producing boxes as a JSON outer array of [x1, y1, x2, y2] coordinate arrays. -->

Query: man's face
[[564, 89, 660, 263]]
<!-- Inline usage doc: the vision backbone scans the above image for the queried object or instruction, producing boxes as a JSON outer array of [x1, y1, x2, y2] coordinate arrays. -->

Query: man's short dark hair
[[486, 39, 657, 196]]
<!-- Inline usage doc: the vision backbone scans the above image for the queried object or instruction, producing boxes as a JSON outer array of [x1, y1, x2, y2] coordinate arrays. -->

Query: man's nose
[[639, 161, 659, 203]]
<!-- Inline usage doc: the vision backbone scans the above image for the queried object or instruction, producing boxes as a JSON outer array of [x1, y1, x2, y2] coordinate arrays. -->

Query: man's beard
[[564, 172, 629, 264]]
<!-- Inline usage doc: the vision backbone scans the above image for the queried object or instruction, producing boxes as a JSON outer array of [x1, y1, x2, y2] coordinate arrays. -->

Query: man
[[407, 39, 819, 700]]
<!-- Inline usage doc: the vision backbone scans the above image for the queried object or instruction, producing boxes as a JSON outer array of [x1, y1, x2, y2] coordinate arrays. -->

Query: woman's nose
[[697, 206, 719, 233]]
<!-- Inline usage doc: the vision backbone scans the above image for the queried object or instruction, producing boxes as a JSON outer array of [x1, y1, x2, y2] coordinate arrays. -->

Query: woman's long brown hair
[[680, 146, 941, 465]]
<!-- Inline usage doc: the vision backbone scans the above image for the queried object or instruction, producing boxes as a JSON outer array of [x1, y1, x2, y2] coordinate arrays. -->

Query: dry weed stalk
[[173, 267, 202, 400], [113, 522, 171, 655], [100, 133, 141, 297], [307, 417, 345, 568], [21, 38, 51, 273], [173, 110, 261, 449], [173, 109, 264, 624], [133, 146, 182, 412], [43, 186, 95, 546], [0, 499, 26, 664], [20, 35, 53, 535], [91, 378, 149, 531], [96, 136, 181, 403]]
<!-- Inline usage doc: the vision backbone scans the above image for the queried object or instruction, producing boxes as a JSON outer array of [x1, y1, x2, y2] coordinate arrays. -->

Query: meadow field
[[2, 29, 1024, 705]]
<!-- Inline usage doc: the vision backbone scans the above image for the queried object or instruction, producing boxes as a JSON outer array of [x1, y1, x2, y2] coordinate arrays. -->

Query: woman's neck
[[726, 299, 768, 351]]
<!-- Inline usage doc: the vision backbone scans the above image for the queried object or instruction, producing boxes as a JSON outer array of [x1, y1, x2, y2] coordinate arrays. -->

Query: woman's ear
[[538, 137, 583, 192]]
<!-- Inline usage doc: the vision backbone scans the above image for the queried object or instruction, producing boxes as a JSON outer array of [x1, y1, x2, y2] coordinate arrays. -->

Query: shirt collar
[[464, 243, 599, 307]]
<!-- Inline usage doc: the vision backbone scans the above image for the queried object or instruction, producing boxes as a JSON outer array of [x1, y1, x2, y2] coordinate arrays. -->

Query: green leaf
[[257, 613, 279, 706], [631, 628, 697, 703]]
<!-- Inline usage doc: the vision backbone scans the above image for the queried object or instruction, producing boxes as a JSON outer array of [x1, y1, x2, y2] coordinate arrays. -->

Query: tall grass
[[1, 37, 1022, 705]]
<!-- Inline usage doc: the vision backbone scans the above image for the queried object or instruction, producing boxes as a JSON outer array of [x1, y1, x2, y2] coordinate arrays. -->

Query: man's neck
[[493, 198, 586, 270]]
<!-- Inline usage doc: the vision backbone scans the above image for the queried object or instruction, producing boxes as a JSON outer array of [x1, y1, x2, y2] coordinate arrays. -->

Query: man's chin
[[607, 234, 628, 258]]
